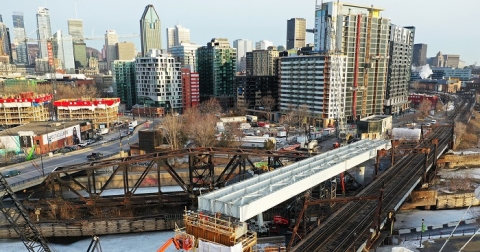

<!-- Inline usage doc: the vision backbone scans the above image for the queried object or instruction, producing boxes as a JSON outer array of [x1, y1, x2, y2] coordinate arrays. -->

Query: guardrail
[[9, 173, 50, 188]]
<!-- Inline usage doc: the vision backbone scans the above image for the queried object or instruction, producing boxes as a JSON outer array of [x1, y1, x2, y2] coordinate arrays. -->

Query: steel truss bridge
[[28, 148, 310, 212]]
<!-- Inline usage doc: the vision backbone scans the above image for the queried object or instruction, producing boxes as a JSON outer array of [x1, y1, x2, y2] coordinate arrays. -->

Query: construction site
[[0, 92, 52, 126], [53, 98, 120, 129]]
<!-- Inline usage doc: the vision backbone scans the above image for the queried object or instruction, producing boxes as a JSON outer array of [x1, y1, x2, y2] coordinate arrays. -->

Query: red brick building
[[181, 68, 200, 111], [408, 93, 438, 108]]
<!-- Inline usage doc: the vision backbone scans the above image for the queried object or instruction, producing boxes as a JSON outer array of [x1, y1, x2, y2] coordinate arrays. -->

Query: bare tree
[[183, 107, 218, 147], [199, 98, 222, 115], [410, 81, 420, 90], [435, 99, 445, 112], [230, 101, 248, 117], [261, 95, 276, 122], [416, 99, 433, 119], [279, 104, 298, 137], [296, 104, 310, 128], [160, 114, 184, 150], [454, 122, 467, 150]]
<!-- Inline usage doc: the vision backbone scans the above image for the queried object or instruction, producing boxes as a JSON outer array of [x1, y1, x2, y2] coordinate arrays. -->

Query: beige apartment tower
[[117, 42, 135, 60]]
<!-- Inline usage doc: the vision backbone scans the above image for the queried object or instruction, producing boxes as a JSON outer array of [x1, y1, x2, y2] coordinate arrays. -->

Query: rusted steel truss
[[38, 148, 309, 208]]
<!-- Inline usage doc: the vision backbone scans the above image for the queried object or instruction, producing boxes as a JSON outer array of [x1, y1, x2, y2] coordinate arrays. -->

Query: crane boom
[[25, 34, 139, 43], [0, 173, 51, 252]]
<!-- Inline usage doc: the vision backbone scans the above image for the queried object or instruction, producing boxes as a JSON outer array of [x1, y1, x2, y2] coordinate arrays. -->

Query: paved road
[[0, 127, 141, 188]]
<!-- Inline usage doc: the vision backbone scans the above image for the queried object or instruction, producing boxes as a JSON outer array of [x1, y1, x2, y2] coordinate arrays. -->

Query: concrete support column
[[257, 213, 264, 226], [355, 166, 365, 185]]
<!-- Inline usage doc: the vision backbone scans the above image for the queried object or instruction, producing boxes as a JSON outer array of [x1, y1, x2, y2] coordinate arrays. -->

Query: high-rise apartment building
[[255, 40, 273, 50], [67, 19, 84, 42], [286, 18, 306, 49], [169, 42, 201, 71], [181, 68, 200, 110], [236, 76, 279, 112], [196, 38, 237, 108], [246, 47, 279, 76], [12, 12, 29, 64], [36, 7, 52, 59], [116, 42, 135, 60], [385, 25, 415, 116], [314, 2, 390, 119], [412, 43, 427, 67], [105, 30, 118, 71], [53, 30, 75, 73], [140, 5, 162, 56], [279, 54, 347, 128], [135, 49, 182, 113], [166, 25, 190, 51], [233, 39, 253, 73], [113, 60, 137, 109]]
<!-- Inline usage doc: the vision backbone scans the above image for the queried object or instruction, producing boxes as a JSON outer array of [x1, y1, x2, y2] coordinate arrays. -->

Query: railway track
[[292, 96, 474, 252]]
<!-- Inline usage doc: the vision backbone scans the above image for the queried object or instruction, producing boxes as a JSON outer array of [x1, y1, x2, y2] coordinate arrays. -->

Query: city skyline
[[0, 0, 479, 65]]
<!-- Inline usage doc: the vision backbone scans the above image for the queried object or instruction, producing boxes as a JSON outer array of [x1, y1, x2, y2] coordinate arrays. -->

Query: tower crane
[[25, 34, 140, 43], [0, 173, 51, 252]]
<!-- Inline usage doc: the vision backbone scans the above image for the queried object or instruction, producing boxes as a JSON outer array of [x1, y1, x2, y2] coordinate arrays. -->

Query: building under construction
[[0, 92, 52, 126], [54, 98, 120, 129], [314, 2, 390, 120]]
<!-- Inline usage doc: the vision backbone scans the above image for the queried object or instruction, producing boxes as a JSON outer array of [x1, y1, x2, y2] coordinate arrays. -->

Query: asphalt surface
[[0, 126, 140, 187]]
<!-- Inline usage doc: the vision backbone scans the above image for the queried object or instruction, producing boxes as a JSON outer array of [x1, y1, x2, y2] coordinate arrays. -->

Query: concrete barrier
[[398, 229, 411, 234], [465, 218, 477, 224], [447, 221, 459, 227]]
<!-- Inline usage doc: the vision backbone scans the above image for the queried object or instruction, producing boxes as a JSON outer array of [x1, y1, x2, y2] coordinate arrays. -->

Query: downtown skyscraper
[[12, 11, 28, 64], [105, 30, 118, 71], [53, 30, 75, 73], [286, 18, 306, 49], [68, 19, 84, 42], [233, 39, 253, 72], [166, 24, 190, 51], [140, 5, 161, 56], [36, 7, 52, 59]]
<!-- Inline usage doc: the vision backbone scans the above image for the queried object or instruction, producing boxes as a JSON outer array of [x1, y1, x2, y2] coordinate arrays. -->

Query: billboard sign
[[42, 125, 81, 145], [47, 41, 54, 66]]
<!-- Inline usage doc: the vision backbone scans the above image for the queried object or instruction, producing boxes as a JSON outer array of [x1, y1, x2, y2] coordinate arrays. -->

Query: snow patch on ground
[[1, 230, 177, 252], [395, 207, 480, 230]]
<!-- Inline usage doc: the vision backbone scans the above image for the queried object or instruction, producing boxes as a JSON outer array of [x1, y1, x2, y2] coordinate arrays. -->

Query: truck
[[87, 152, 104, 161], [129, 120, 138, 128], [97, 128, 109, 135]]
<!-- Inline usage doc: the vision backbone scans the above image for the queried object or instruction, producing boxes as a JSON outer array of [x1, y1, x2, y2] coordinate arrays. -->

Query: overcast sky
[[1, 0, 477, 65]]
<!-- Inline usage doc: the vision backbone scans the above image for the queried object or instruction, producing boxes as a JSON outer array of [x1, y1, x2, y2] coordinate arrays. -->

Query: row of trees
[[159, 98, 315, 150], [2, 83, 99, 100]]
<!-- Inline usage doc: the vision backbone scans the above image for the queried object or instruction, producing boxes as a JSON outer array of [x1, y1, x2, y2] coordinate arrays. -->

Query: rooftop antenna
[[75, 1, 78, 19]]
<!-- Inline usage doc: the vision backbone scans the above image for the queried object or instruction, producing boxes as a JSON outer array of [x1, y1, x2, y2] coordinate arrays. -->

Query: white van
[[431, 119, 437, 124]]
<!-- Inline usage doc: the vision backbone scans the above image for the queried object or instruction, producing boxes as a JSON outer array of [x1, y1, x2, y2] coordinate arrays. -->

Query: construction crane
[[25, 34, 139, 43], [0, 173, 51, 252], [322, 0, 348, 145]]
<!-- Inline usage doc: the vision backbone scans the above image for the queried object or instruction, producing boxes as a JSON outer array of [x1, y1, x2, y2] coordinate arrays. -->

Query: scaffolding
[[0, 92, 51, 126], [54, 98, 120, 129], [184, 210, 257, 252]]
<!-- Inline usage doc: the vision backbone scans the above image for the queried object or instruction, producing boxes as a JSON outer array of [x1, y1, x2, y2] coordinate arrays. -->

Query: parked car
[[78, 142, 88, 147], [2, 169, 21, 178], [86, 139, 96, 145]]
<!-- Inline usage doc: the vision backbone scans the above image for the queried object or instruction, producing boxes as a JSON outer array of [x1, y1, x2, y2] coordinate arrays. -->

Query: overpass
[[198, 139, 391, 221]]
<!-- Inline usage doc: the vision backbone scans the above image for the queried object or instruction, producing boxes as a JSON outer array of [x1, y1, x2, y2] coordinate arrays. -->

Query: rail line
[[292, 96, 474, 252]]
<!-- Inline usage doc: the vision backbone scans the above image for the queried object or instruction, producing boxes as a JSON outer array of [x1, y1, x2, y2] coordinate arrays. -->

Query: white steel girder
[[198, 139, 391, 222]]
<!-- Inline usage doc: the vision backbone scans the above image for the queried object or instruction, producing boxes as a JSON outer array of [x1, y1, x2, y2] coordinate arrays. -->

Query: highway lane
[[1, 129, 140, 186]]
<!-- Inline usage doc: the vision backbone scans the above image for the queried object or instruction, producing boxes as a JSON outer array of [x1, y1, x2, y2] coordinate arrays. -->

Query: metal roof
[[198, 139, 391, 222]]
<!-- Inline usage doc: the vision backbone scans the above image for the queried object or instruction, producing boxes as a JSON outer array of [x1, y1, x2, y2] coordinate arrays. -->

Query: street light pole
[[45, 124, 50, 153]]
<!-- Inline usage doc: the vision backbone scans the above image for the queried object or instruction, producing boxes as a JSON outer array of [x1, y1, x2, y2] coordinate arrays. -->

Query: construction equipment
[[157, 229, 194, 252], [25, 34, 139, 43], [0, 172, 51, 251], [86, 236, 102, 252]]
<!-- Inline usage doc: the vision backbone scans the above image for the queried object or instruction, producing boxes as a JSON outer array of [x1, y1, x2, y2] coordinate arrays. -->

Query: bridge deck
[[198, 139, 391, 221]]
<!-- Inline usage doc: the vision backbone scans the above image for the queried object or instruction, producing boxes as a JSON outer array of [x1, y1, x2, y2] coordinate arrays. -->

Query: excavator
[[157, 231, 195, 252]]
